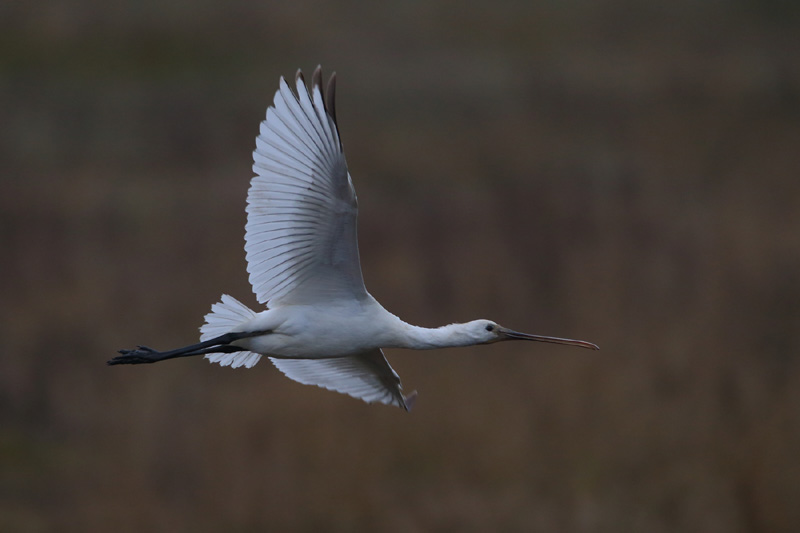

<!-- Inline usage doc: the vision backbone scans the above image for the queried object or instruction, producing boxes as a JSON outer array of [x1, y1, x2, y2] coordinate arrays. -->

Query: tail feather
[[200, 294, 262, 369]]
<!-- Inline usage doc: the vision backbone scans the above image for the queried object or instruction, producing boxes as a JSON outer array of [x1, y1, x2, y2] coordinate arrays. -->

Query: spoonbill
[[109, 66, 599, 410]]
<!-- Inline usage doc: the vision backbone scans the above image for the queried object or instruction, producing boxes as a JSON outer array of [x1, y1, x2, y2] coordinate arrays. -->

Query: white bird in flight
[[109, 66, 599, 410]]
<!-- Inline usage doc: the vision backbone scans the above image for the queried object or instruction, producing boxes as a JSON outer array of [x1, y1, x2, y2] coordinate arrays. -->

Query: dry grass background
[[1, 0, 799, 531]]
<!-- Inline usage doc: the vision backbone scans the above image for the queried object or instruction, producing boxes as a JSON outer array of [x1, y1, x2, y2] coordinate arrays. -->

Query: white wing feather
[[247, 73, 367, 306], [269, 349, 416, 410]]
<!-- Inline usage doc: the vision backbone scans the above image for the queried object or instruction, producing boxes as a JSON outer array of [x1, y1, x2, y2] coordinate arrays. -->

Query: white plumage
[[248, 75, 364, 307], [111, 66, 598, 411]]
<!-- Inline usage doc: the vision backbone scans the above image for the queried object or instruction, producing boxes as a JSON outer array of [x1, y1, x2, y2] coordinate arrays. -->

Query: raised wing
[[269, 349, 417, 411], [246, 67, 367, 306]]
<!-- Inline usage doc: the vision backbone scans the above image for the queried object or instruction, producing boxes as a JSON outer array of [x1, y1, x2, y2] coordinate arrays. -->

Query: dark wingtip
[[295, 68, 305, 87], [325, 71, 338, 127], [312, 65, 323, 92], [312, 65, 326, 116], [302, 66, 341, 148], [402, 390, 418, 412]]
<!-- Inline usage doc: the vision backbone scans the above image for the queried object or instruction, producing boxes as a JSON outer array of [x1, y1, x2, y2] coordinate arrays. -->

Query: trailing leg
[[108, 330, 268, 365]]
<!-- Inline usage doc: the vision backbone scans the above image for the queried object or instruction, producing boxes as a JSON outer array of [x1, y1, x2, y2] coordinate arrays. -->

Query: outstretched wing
[[269, 349, 417, 411], [246, 67, 367, 307]]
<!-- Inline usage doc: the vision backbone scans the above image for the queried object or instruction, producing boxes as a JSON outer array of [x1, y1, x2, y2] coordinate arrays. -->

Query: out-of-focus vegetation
[[1, 0, 799, 530]]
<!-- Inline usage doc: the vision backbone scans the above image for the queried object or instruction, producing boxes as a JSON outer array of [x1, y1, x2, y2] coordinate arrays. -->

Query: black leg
[[108, 330, 269, 366]]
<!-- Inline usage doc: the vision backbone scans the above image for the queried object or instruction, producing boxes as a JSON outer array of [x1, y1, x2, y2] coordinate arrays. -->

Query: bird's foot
[[107, 345, 162, 365]]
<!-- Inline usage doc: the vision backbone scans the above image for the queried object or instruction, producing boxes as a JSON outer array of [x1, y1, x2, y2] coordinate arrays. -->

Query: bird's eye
[[485, 324, 495, 332]]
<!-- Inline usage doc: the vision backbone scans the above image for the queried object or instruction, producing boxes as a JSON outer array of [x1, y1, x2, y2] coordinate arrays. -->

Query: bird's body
[[110, 66, 598, 410], [225, 297, 403, 359], [220, 297, 512, 358]]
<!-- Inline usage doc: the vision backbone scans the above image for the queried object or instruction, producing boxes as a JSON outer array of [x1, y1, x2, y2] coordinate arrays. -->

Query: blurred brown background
[[2, 0, 799, 531]]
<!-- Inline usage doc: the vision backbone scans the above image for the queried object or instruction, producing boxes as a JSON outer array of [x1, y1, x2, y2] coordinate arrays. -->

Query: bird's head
[[465, 319, 600, 350]]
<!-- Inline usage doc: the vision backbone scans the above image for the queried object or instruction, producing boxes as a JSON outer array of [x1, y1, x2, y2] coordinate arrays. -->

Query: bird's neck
[[394, 323, 475, 350]]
